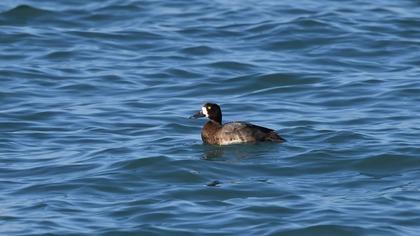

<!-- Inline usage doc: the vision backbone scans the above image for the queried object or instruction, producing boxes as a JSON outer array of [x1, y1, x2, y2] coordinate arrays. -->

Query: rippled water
[[1, 0, 420, 235]]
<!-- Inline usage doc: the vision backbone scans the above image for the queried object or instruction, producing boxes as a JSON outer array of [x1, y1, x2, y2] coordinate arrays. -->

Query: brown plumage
[[190, 103, 285, 145]]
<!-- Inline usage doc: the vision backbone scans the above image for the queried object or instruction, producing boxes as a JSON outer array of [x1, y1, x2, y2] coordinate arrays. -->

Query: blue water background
[[1, 0, 420, 235]]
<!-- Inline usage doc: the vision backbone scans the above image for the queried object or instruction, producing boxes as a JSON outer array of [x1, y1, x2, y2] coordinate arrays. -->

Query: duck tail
[[266, 131, 286, 143]]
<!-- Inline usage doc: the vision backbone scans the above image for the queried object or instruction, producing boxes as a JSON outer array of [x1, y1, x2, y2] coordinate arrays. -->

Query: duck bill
[[190, 110, 205, 119]]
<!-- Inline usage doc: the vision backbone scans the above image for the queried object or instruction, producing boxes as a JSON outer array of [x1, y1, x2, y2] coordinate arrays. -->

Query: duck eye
[[207, 106, 211, 110]]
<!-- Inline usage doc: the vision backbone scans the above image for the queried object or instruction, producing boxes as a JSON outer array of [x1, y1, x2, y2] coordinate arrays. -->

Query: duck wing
[[220, 122, 285, 143]]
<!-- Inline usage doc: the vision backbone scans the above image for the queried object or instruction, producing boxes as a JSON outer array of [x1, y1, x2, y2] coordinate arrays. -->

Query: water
[[1, 0, 420, 235]]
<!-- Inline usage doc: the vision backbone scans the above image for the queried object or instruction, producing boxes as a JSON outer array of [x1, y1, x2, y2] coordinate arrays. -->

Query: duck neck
[[210, 118, 222, 125], [208, 110, 222, 124]]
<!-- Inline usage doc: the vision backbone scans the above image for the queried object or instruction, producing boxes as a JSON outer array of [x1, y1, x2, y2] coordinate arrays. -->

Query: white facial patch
[[202, 106, 208, 117]]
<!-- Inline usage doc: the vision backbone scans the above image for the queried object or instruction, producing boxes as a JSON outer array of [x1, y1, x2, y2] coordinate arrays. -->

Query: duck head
[[190, 103, 222, 124]]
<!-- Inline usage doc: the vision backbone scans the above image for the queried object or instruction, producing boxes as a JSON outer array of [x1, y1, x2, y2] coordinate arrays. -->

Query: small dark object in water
[[207, 180, 222, 187]]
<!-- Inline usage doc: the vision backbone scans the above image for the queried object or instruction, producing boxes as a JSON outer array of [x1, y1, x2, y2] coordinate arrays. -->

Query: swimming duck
[[190, 103, 285, 145]]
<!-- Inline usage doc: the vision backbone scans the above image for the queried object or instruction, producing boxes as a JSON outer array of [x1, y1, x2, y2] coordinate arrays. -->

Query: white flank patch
[[202, 106, 208, 117], [219, 139, 244, 145]]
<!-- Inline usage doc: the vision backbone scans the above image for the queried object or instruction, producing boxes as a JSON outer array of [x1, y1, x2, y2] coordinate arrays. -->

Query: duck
[[190, 103, 285, 145]]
